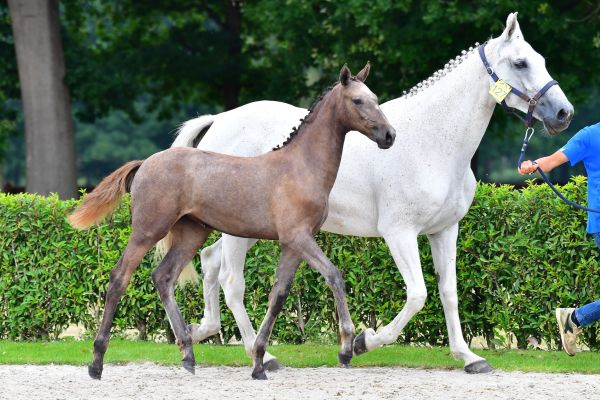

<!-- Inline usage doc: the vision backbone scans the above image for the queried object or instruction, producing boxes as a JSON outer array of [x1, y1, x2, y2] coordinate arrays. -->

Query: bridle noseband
[[479, 42, 600, 214]]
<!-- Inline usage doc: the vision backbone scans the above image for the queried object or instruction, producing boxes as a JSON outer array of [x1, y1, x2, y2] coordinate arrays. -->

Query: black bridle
[[479, 42, 600, 213], [478, 42, 558, 129]]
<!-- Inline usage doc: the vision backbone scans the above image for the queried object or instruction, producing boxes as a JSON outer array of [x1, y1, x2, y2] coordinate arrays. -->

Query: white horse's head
[[487, 12, 574, 135]]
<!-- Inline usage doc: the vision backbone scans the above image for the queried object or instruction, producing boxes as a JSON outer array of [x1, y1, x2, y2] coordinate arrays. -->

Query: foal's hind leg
[[151, 217, 212, 374], [251, 245, 301, 380], [89, 233, 159, 379]]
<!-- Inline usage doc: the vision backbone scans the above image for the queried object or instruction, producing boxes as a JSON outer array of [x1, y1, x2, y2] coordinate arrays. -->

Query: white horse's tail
[[172, 114, 215, 148], [155, 115, 215, 286]]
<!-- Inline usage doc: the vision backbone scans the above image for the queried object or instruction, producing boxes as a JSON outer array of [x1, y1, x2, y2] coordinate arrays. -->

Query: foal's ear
[[502, 12, 523, 41], [355, 62, 370, 82], [339, 64, 352, 86]]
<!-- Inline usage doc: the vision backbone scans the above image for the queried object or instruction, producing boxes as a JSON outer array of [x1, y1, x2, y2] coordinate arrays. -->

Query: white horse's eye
[[352, 98, 363, 105], [513, 59, 528, 69]]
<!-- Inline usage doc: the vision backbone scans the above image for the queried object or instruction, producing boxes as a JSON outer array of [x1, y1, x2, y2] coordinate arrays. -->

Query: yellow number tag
[[489, 80, 512, 103]]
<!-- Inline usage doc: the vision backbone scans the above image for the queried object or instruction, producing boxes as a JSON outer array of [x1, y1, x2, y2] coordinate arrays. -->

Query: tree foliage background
[[1, 0, 599, 186]]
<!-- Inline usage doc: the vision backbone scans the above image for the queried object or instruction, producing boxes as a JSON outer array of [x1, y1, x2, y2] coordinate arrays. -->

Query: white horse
[[163, 13, 573, 373]]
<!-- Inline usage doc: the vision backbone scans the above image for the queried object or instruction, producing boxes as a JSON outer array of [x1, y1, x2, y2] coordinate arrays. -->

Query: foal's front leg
[[292, 235, 355, 367], [251, 245, 302, 380]]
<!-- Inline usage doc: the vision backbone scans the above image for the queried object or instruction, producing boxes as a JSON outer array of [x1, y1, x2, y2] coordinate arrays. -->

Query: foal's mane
[[272, 77, 359, 151]]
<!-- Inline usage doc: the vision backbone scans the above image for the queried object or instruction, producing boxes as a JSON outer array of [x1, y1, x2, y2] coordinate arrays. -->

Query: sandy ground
[[1, 364, 598, 400]]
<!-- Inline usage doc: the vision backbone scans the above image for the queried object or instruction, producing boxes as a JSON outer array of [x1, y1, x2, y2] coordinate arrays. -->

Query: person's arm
[[518, 150, 569, 175]]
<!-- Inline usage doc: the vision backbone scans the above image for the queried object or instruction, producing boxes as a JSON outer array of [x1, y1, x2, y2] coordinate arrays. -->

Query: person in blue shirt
[[519, 122, 600, 356]]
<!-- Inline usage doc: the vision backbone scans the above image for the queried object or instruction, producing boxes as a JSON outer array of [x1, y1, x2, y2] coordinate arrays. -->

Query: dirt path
[[1, 364, 597, 400]]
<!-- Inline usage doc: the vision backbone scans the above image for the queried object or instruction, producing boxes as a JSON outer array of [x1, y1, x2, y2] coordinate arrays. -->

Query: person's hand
[[518, 160, 538, 175]]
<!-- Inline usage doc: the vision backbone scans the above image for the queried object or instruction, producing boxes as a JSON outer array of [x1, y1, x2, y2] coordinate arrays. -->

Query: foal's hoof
[[182, 360, 196, 375], [264, 358, 285, 372], [251, 369, 268, 380], [464, 360, 493, 374], [338, 352, 352, 368], [88, 364, 103, 380], [353, 331, 368, 356]]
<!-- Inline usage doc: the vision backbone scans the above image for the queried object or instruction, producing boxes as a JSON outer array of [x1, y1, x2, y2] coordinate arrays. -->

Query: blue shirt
[[561, 122, 600, 233]]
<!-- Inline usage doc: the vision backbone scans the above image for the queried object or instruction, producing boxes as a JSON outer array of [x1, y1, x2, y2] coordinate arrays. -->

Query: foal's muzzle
[[376, 127, 396, 149]]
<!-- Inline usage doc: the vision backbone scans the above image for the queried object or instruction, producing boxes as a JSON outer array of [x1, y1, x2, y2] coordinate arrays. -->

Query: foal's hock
[[68, 63, 395, 380]]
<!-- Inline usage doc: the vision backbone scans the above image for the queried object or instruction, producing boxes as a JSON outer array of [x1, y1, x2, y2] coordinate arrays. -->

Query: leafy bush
[[0, 178, 598, 349]]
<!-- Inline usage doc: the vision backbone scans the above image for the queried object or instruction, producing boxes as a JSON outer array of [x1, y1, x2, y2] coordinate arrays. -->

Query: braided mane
[[272, 77, 358, 151], [400, 42, 481, 98]]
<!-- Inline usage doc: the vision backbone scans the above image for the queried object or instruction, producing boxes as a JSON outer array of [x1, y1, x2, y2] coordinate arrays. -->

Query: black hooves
[[88, 364, 103, 380], [353, 331, 368, 356], [464, 360, 493, 374], [183, 360, 196, 375], [251, 369, 268, 380], [264, 358, 285, 372], [338, 352, 352, 368]]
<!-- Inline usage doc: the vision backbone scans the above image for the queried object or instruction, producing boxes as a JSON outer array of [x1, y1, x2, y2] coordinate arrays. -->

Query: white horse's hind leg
[[189, 234, 282, 368], [189, 238, 223, 342], [354, 231, 427, 354], [216, 235, 281, 368], [428, 224, 492, 373]]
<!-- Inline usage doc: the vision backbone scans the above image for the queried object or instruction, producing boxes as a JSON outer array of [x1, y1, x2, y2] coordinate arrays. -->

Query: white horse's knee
[[406, 290, 427, 313], [439, 286, 458, 308], [200, 242, 221, 278], [219, 272, 245, 308]]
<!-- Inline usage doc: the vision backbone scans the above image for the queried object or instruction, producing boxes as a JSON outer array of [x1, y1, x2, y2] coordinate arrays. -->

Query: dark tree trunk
[[8, 0, 77, 199], [222, 0, 242, 111]]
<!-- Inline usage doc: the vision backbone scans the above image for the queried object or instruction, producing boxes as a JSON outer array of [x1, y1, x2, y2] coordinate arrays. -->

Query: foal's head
[[333, 64, 396, 149]]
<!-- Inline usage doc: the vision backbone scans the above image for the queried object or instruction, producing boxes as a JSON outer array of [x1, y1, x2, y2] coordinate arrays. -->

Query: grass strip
[[1, 340, 599, 374]]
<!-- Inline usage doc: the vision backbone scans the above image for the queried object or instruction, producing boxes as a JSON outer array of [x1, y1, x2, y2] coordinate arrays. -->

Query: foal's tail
[[68, 160, 144, 230]]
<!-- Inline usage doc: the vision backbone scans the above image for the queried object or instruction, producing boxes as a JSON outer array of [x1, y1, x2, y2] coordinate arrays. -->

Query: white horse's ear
[[355, 62, 370, 82], [339, 64, 352, 86], [502, 12, 522, 41]]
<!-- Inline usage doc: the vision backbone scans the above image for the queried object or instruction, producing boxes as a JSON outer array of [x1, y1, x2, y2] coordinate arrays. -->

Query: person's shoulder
[[570, 122, 600, 144], [580, 122, 600, 136]]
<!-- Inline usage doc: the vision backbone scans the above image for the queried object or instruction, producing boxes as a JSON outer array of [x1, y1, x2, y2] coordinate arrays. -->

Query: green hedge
[[0, 178, 598, 350]]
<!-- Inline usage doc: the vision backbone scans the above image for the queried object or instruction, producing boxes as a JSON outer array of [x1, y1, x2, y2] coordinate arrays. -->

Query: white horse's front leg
[[217, 235, 281, 369], [189, 238, 224, 342], [190, 235, 282, 369], [354, 231, 427, 353], [428, 224, 491, 373]]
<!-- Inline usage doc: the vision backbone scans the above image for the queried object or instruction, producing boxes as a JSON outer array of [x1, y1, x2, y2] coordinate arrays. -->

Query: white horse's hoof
[[353, 328, 375, 355], [464, 360, 493, 374], [353, 331, 368, 355]]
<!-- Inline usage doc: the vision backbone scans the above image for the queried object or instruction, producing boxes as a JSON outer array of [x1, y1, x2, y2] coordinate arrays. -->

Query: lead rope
[[518, 130, 600, 213]]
